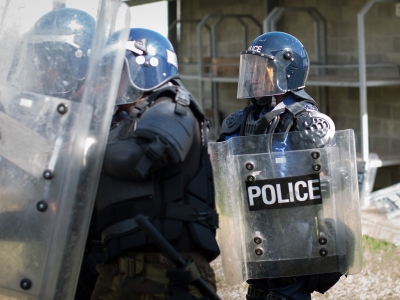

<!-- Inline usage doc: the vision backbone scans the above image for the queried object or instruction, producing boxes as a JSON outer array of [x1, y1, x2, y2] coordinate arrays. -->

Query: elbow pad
[[102, 136, 170, 180], [102, 138, 146, 180], [135, 98, 196, 163]]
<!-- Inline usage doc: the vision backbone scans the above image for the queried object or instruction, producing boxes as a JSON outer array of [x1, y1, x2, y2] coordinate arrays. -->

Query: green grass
[[362, 235, 396, 254]]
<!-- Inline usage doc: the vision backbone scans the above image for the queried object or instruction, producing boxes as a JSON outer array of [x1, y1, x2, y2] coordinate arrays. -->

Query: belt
[[117, 253, 202, 285]]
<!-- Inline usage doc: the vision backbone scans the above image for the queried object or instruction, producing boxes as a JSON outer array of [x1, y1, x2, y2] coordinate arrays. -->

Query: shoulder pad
[[222, 109, 244, 134], [148, 85, 206, 121], [298, 101, 318, 112], [290, 111, 336, 147], [175, 86, 206, 121], [290, 89, 316, 104], [306, 110, 335, 131]]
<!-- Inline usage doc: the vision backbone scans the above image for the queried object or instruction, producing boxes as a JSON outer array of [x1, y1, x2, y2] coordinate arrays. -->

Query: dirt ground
[[210, 236, 400, 300]]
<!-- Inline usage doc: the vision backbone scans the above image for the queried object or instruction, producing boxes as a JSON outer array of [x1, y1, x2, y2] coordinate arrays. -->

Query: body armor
[[222, 91, 335, 138], [96, 83, 220, 261]]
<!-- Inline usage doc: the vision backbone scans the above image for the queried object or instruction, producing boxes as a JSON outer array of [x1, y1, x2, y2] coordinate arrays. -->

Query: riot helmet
[[116, 28, 179, 105], [237, 31, 309, 99], [8, 8, 95, 100]]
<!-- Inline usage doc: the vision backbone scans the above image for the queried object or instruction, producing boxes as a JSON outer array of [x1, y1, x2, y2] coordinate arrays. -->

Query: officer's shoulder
[[291, 89, 318, 111], [222, 109, 245, 134], [292, 100, 335, 131], [298, 100, 319, 112], [151, 85, 194, 108], [150, 85, 184, 103], [143, 87, 198, 128]]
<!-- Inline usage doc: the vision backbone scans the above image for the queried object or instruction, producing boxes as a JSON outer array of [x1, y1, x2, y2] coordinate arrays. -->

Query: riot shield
[[209, 129, 363, 285], [0, 0, 130, 299]]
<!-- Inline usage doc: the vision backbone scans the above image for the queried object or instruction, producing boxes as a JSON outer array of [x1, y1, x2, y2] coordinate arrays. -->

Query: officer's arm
[[102, 98, 196, 180], [101, 135, 166, 180]]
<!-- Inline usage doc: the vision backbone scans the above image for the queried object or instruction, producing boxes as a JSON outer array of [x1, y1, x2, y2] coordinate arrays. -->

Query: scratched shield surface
[[209, 130, 362, 285], [0, 0, 130, 299]]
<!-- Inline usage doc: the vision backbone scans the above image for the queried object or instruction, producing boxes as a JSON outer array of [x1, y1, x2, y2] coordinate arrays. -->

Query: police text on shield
[[245, 173, 322, 211]]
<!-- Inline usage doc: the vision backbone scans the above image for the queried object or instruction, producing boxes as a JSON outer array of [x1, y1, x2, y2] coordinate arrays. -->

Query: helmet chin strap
[[256, 95, 276, 109], [252, 93, 286, 111], [271, 96, 276, 108]]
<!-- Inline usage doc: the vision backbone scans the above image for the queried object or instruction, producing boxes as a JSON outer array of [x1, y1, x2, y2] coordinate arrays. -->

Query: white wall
[[129, 1, 168, 37]]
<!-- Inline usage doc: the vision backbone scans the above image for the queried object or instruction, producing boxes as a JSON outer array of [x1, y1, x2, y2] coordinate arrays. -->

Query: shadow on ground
[[211, 235, 400, 300]]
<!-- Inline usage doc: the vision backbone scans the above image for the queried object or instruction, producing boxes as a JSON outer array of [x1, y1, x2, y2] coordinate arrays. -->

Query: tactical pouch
[[117, 254, 202, 285], [166, 269, 193, 300], [246, 284, 268, 300]]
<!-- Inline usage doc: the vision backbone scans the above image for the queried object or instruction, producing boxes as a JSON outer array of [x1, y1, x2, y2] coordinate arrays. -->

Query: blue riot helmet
[[237, 31, 309, 99], [8, 8, 95, 100], [116, 28, 179, 105]]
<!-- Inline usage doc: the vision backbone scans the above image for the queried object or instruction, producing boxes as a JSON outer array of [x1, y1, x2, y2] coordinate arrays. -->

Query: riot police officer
[[217, 32, 341, 300], [8, 8, 95, 101], [89, 28, 220, 299]]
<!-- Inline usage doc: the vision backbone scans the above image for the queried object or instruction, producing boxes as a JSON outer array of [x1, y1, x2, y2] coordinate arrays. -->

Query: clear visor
[[8, 39, 87, 98], [124, 49, 178, 91], [237, 53, 288, 99], [26, 34, 82, 49], [115, 56, 144, 105]]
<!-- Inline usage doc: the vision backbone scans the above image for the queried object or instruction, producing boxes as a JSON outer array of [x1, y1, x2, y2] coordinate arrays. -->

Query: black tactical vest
[[95, 83, 220, 262], [221, 91, 334, 139]]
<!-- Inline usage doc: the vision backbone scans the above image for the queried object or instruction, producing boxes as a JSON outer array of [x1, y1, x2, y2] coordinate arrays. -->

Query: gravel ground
[[210, 236, 400, 299]]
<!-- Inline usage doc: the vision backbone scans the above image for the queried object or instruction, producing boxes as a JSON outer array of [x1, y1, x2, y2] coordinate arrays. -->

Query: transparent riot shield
[[0, 0, 130, 299], [209, 129, 363, 285]]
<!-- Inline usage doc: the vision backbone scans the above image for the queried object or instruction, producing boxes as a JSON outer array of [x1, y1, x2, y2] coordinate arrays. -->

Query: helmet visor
[[115, 57, 144, 105], [124, 49, 178, 91], [9, 39, 86, 97], [237, 53, 288, 99]]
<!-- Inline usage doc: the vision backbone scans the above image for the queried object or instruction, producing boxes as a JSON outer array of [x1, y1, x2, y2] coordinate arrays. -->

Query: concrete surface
[[361, 206, 400, 245]]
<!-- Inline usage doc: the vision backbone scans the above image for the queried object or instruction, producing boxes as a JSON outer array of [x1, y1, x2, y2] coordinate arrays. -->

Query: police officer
[[217, 32, 340, 300], [8, 8, 94, 101], [89, 28, 220, 300]]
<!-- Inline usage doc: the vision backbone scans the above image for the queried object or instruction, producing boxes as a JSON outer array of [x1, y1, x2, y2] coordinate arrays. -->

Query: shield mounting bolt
[[247, 175, 256, 182], [312, 164, 321, 172], [254, 236, 262, 244], [319, 248, 328, 257], [57, 103, 68, 114], [311, 151, 320, 159], [37, 200, 48, 212], [43, 169, 54, 180], [20, 279, 32, 290], [318, 237, 327, 245], [246, 162, 254, 170]]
